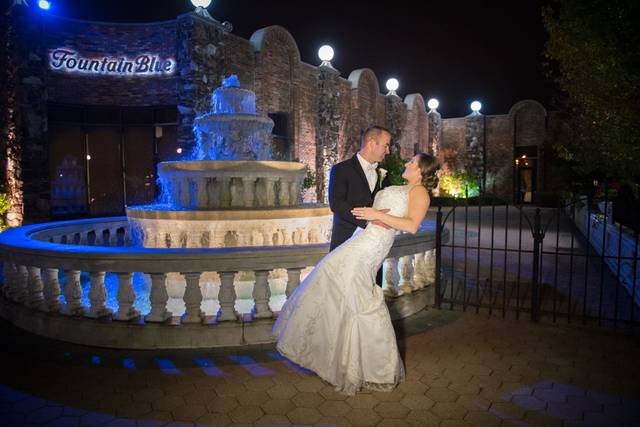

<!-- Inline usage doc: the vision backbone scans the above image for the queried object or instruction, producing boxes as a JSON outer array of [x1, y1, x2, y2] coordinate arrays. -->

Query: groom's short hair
[[361, 125, 391, 147]]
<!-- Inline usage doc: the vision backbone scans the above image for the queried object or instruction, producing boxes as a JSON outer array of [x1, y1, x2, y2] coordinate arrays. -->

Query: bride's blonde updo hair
[[416, 153, 440, 192]]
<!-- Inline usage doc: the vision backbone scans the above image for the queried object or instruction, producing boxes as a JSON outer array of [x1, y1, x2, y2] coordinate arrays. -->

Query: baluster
[[27, 266, 45, 309], [220, 177, 232, 207], [265, 179, 277, 207], [412, 252, 427, 289], [86, 272, 112, 318], [196, 177, 208, 209], [182, 272, 203, 323], [382, 257, 402, 297], [43, 268, 61, 312], [424, 249, 436, 286], [289, 181, 299, 206], [62, 270, 85, 316], [285, 268, 302, 297], [13, 265, 29, 303], [242, 178, 256, 207], [217, 271, 238, 321], [399, 255, 415, 293], [2, 262, 16, 299], [252, 270, 273, 319], [145, 273, 172, 322], [109, 228, 120, 246], [278, 181, 291, 206], [114, 272, 139, 321]]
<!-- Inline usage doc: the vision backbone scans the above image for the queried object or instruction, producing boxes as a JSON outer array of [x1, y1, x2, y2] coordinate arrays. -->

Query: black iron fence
[[434, 193, 640, 328]]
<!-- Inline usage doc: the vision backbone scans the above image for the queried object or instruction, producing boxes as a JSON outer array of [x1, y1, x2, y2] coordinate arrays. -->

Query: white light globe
[[38, 0, 51, 10], [427, 98, 439, 110], [318, 45, 334, 62], [470, 101, 482, 112], [386, 78, 399, 92], [191, 0, 212, 8]]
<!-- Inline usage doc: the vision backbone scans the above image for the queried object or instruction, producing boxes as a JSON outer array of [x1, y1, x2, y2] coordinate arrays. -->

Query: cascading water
[[126, 75, 332, 315]]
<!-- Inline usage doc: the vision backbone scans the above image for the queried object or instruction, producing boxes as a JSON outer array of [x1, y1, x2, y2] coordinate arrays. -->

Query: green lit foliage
[[439, 172, 480, 198], [303, 169, 316, 189], [543, 0, 640, 184], [0, 192, 9, 232], [379, 154, 407, 186]]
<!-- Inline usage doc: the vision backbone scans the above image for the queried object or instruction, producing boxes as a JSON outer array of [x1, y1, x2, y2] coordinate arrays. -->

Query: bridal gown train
[[273, 185, 412, 394]]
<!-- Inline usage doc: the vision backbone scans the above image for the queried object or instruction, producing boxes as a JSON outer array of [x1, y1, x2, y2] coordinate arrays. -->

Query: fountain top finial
[[222, 75, 240, 88]]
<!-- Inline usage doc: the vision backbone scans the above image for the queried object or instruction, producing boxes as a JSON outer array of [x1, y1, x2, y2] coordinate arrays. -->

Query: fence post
[[435, 207, 443, 309], [531, 208, 543, 322]]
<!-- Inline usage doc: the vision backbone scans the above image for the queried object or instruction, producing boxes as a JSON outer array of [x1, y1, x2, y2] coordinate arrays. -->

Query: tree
[[543, 0, 640, 186]]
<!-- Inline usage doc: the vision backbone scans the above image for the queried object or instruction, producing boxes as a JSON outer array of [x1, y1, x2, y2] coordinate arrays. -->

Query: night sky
[[29, 0, 552, 118]]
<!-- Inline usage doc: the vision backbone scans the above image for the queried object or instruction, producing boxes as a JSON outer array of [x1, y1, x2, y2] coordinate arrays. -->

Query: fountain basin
[[157, 160, 307, 209]]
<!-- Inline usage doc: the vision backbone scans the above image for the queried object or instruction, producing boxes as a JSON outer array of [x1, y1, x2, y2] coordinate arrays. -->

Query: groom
[[328, 125, 392, 284]]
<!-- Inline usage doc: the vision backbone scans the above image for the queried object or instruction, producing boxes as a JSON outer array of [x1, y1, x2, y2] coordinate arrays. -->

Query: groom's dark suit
[[328, 153, 391, 250]]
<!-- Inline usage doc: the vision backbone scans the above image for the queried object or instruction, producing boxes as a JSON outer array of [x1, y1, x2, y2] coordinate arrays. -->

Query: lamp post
[[318, 45, 335, 69]]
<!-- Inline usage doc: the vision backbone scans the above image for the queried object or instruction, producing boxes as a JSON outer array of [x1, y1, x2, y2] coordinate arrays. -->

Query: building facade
[[1, 5, 561, 225]]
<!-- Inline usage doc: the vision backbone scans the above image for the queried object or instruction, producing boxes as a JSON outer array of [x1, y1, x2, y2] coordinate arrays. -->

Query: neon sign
[[49, 49, 176, 77]]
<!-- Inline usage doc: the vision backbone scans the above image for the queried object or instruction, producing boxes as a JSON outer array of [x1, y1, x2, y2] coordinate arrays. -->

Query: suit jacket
[[328, 154, 391, 250]]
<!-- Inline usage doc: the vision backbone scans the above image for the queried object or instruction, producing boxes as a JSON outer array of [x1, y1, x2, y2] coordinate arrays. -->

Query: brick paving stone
[[432, 401, 468, 419], [374, 401, 411, 419], [116, 402, 152, 419], [489, 401, 527, 419], [151, 395, 185, 412], [315, 415, 351, 427], [195, 412, 232, 426], [464, 410, 502, 426], [426, 387, 459, 402], [236, 390, 270, 406], [546, 401, 583, 421], [228, 404, 263, 423], [317, 400, 350, 417], [397, 380, 429, 396], [243, 377, 275, 392], [267, 384, 299, 400], [286, 406, 321, 424], [44, 416, 81, 427], [533, 388, 567, 403], [344, 407, 382, 426], [171, 404, 207, 422], [400, 394, 435, 410], [512, 393, 547, 411], [291, 392, 324, 408], [345, 393, 379, 409], [318, 385, 349, 401], [254, 413, 290, 426], [260, 398, 295, 415], [25, 405, 64, 424]]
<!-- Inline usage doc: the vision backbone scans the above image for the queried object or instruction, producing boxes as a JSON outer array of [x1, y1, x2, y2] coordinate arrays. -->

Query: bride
[[273, 152, 440, 395]]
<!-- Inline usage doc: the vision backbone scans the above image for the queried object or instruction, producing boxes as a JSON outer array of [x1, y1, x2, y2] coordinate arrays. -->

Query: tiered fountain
[[126, 75, 332, 313]]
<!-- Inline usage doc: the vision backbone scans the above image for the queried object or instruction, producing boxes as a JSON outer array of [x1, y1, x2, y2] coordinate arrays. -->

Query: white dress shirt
[[356, 153, 378, 192]]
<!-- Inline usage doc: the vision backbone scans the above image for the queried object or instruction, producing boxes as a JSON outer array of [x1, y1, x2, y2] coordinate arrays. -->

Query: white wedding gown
[[273, 185, 411, 394]]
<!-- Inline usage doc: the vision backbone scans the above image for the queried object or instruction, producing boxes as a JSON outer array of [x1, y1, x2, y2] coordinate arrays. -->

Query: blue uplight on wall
[[38, 0, 51, 10]]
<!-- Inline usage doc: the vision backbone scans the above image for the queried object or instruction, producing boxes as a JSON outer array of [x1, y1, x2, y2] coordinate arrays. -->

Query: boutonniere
[[377, 168, 388, 189]]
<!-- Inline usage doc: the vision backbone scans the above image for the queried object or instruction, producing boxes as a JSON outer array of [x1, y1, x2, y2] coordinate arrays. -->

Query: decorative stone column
[[427, 108, 442, 158], [87, 272, 111, 318], [114, 272, 139, 321], [42, 268, 61, 312], [217, 271, 238, 321], [62, 270, 84, 316], [285, 268, 302, 297], [465, 112, 486, 193], [384, 94, 406, 157], [26, 266, 45, 309], [145, 273, 172, 322], [316, 64, 341, 203], [383, 257, 402, 297], [252, 270, 273, 319], [175, 12, 229, 157], [4, 4, 49, 224], [182, 272, 203, 323]]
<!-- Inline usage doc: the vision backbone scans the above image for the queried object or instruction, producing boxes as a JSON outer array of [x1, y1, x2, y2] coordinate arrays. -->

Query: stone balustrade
[[0, 217, 446, 349]]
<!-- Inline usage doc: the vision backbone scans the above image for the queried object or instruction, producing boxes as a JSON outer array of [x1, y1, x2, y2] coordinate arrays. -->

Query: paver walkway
[[1, 306, 639, 426]]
